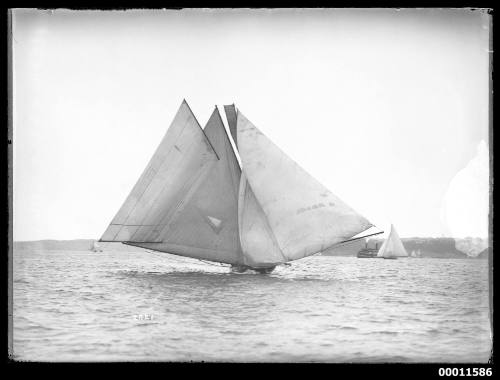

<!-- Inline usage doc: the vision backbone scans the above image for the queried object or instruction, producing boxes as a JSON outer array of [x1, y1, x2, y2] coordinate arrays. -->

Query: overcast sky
[[12, 8, 491, 241]]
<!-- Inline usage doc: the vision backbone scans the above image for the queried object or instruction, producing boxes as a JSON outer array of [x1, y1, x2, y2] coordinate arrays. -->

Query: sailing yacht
[[410, 249, 421, 258], [100, 100, 378, 273], [376, 224, 408, 259]]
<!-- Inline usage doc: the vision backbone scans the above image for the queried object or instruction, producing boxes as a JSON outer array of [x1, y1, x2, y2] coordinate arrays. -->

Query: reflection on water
[[13, 250, 491, 362]]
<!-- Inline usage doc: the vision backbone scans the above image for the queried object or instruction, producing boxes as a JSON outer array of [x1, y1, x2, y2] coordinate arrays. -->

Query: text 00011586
[[438, 368, 492, 377]]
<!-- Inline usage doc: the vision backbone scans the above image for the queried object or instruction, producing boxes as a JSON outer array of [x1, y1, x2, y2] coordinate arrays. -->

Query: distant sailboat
[[91, 241, 103, 252], [377, 225, 408, 259], [100, 100, 378, 273], [410, 249, 422, 258]]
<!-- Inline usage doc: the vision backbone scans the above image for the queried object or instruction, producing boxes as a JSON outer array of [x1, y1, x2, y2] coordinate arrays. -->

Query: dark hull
[[230, 265, 276, 274], [357, 249, 378, 258]]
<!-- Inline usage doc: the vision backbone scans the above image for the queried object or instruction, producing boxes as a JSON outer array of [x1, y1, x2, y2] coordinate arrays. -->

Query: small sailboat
[[91, 241, 103, 252], [409, 248, 422, 258], [376, 224, 408, 260], [100, 100, 378, 273]]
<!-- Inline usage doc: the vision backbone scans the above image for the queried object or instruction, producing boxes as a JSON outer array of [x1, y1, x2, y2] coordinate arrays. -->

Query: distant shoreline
[[321, 236, 489, 259], [12, 237, 489, 259]]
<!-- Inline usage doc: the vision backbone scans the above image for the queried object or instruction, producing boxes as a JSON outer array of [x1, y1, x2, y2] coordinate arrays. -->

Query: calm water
[[12, 249, 491, 362]]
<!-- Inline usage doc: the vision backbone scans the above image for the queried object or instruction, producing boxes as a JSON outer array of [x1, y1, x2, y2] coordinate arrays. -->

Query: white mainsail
[[377, 225, 408, 258], [100, 102, 245, 265], [236, 111, 374, 262]]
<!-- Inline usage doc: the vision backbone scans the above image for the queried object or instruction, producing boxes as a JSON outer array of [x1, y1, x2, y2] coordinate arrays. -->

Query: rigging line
[[317, 230, 385, 254], [336, 231, 385, 246]]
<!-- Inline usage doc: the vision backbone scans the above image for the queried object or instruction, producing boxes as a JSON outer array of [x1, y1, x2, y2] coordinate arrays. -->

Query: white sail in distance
[[100, 101, 245, 265], [377, 225, 409, 258], [236, 111, 374, 262]]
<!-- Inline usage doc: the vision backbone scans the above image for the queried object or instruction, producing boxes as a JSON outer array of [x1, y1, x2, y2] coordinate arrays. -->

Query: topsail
[[100, 100, 377, 269]]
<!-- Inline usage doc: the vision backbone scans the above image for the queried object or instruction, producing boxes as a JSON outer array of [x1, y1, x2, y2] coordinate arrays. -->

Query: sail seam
[[110, 111, 194, 240], [129, 107, 243, 264], [152, 161, 214, 241], [127, 118, 200, 240], [109, 102, 221, 242]]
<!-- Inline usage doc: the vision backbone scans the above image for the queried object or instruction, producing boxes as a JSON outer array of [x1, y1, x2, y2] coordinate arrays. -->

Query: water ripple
[[13, 250, 491, 362]]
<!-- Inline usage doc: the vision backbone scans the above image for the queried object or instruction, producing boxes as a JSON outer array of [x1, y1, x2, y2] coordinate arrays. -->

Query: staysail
[[236, 111, 374, 262], [100, 101, 245, 265], [377, 225, 408, 258], [238, 173, 287, 267]]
